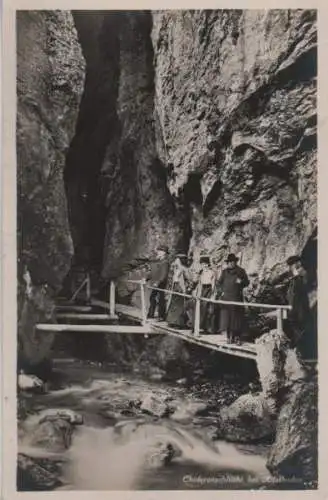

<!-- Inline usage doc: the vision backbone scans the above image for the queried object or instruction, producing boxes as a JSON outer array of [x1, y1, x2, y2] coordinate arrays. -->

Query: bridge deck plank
[[47, 302, 257, 359]]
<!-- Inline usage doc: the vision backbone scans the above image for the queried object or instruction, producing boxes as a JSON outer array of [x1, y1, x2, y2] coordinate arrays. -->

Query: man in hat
[[147, 246, 170, 321], [166, 253, 188, 328], [284, 255, 311, 351], [197, 255, 217, 332], [217, 253, 249, 344]]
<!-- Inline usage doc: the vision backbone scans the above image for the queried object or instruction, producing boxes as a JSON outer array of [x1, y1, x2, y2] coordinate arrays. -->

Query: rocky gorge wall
[[66, 11, 187, 286], [151, 10, 317, 278], [17, 11, 85, 368], [63, 9, 317, 288]]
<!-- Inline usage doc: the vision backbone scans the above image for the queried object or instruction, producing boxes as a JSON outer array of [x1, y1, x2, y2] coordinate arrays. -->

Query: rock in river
[[140, 393, 171, 418], [145, 442, 182, 468], [18, 372, 45, 392], [171, 401, 210, 423], [218, 393, 276, 443], [21, 409, 83, 452]]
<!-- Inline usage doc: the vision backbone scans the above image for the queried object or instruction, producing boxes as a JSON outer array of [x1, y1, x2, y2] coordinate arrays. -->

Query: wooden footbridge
[[35, 274, 293, 361]]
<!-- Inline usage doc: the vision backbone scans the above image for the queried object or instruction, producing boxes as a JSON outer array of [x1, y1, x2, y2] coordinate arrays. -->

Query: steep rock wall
[[17, 11, 85, 368], [152, 9, 317, 276], [65, 10, 316, 287], [67, 11, 185, 285]]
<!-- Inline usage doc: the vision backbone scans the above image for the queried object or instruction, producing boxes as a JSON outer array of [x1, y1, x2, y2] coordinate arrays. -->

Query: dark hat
[[286, 255, 301, 266], [200, 255, 211, 264], [225, 253, 239, 263], [158, 245, 169, 253]]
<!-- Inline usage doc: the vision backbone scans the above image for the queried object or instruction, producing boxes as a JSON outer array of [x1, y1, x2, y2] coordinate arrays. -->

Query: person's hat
[[286, 255, 301, 266], [200, 255, 211, 264], [158, 245, 169, 253], [225, 253, 239, 263]]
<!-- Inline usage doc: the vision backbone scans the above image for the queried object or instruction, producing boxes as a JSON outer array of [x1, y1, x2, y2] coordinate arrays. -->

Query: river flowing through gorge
[[19, 360, 276, 490]]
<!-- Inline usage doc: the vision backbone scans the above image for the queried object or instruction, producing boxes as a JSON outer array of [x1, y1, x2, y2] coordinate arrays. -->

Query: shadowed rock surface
[[17, 11, 85, 370], [151, 10, 316, 279], [62, 10, 317, 287], [266, 378, 317, 483], [17, 454, 64, 491]]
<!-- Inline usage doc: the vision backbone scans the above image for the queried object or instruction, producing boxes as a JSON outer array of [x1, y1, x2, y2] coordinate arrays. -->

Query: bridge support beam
[[140, 279, 147, 326], [194, 297, 200, 337], [276, 308, 283, 335], [109, 281, 118, 320]]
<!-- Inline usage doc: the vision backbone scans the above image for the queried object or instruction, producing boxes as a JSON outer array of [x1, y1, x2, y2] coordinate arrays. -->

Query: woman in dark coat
[[217, 253, 249, 344]]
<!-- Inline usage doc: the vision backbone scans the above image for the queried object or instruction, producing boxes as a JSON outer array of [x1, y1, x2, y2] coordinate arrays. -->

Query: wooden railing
[[64, 275, 292, 338], [119, 279, 292, 337]]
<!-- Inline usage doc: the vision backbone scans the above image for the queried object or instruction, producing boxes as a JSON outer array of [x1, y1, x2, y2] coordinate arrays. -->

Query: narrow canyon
[[16, 10, 317, 491]]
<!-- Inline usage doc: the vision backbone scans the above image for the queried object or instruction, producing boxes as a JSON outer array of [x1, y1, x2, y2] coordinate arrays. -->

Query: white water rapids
[[19, 365, 272, 490]]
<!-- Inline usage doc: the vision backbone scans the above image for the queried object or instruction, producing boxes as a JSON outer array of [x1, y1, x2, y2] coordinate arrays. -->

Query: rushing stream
[[18, 360, 275, 490]]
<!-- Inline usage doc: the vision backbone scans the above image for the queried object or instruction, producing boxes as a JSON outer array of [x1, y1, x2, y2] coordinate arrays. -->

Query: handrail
[[199, 295, 292, 310], [137, 283, 292, 311], [70, 275, 89, 302], [113, 277, 292, 338]]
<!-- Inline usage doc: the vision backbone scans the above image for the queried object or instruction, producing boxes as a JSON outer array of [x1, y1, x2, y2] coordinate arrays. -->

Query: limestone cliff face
[[151, 9, 317, 276], [66, 12, 186, 285], [67, 10, 316, 285], [17, 11, 85, 368]]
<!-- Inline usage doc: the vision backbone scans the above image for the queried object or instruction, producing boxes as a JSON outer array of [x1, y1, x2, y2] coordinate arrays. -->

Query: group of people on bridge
[[145, 246, 314, 352]]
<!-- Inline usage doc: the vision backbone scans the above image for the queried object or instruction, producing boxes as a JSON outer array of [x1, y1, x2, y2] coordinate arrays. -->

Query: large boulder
[[21, 409, 83, 452], [28, 418, 75, 452], [267, 379, 317, 483], [218, 393, 276, 443], [255, 330, 306, 398], [255, 330, 289, 397]]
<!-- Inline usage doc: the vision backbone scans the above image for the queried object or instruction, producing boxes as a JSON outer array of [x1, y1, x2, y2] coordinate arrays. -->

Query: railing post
[[276, 308, 283, 334], [140, 279, 147, 326], [194, 297, 201, 337], [109, 280, 118, 320], [86, 273, 91, 302]]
